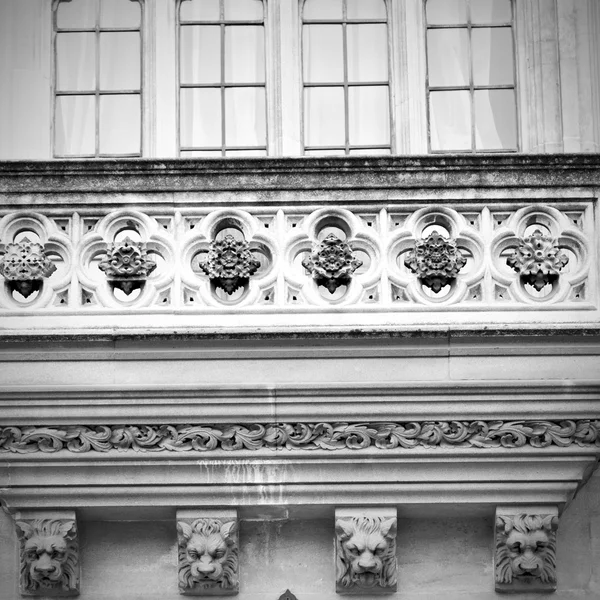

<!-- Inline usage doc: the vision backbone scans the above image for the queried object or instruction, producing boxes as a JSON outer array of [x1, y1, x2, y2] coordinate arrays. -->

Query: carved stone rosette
[[495, 506, 559, 593], [335, 508, 397, 595], [177, 509, 239, 596], [506, 229, 569, 291], [302, 234, 363, 294], [15, 511, 79, 597], [98, 237, 157, 295], [0, 238, 57, 298], [199, 235, 260, 295], [404, 232, 466, 293]]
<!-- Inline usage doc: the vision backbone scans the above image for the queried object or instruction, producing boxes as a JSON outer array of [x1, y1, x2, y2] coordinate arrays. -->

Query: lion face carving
[[335, 515, 397, 593], [177, 518, 238, 596], [16, 519, 79, 597], [495, 513, 558, 591]]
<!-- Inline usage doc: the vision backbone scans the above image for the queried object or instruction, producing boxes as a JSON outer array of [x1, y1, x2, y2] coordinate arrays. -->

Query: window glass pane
[[99, 94, 141, 154], [349, 86, 389, 145], [180, 88, 222, 147], [474, 89, 516, 149], [472, 28, 513, 86], [347, 0, 386, 20], [56, 33, 96, 91], [56, 0, 97, 29], [349, 148, 391, 155], [303, 0, 342, 20], [180, 26, 221, 84], [181, 150, 223, 157], [180, 0, 220, 22], [100, 0, 140, 28], [225, 26, 265, 83], [429, 90, 471, 150], [303, 25, 343, 83], [427, 29, 469, 87], [304, 87, 345, 147], [225, 87, 266, 146], [304, 149, 346, 156], [224, 0, 263, 20], [100, 32, 141, 90], [426, 0, 467, 25], [226, 149, 267, 156], [55, 95, 95, 155], [347, 24, 388, 82], [470, 0, 512, 24]]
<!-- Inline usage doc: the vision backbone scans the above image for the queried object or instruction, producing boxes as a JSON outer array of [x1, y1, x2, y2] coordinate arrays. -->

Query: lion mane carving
[[495, 513, 558, 589], [336, 515, 397, 593], [16, 518, 79, 597], [177, 518, 238, 596]]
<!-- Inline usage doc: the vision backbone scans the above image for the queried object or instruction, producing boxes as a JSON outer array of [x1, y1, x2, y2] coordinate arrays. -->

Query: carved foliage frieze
[[16, 514, 79, 597], [98, 236, 157, 295], [199, 235, 261, 295], [506, 229, 569, 291], [0, 238, 57, 298], [404, 232, 466, 293], [2, 420, 598, 454], [335, 508, 397, 594], [302, 234, 363, 294], [177, 511, 239, 596], [495, 508, 559, 593]]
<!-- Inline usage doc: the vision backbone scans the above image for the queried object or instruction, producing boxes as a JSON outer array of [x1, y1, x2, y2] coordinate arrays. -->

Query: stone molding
[[177, 510, 239, 596], [335, 508, 397, 594], [494, 506, 559, 593], [1, 420, 598, 454], [15, 510, 79, 597]]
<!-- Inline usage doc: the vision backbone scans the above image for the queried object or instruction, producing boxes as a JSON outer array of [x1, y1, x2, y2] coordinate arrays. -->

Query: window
[[301, 0, 391, 156], [53, 0, 143, 157], [425, 0, 517, 152], [177, 0, 267, 157]]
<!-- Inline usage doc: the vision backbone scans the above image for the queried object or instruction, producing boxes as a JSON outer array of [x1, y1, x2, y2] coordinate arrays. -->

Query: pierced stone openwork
[[404, 232, 466, 293], [506, 229, 569, 292], [199, 235, 260, 295], [0, 238, 57, 298], [98, 237, 157, 295], [302, 234, 363, 294]]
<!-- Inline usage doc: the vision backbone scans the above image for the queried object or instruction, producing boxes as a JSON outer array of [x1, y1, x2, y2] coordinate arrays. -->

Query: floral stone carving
[[16, 516, 79, 597], [404, 232, 466, 293], [98, 237, 157, 295], [335, 508, 397, 594], [199, 235, 260, 295], [495, 508, 559, 593], [506, 229, 569, 291], [177, 511, 239, 596], [302, 234, 362, 294], [0, 238, 57, 297], [2, 420, 599, 454]]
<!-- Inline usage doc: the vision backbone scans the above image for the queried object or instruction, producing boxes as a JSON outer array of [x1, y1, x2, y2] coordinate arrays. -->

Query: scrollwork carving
[[404, 232, 466, 293], [199, 235, 260, 295], [16, 516, 79, 597], [98, 237, 157, 295], [177, 513, 239, 596], [506, 229, 569, 291], [302, 234, 363, 294], [0, 238, 57, 298], [495, 510, 558, 592], [2, 420, 598, 454], [335, 509, 397, 594]]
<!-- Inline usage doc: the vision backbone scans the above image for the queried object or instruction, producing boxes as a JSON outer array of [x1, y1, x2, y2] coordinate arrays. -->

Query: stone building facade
[[0, 1, 599, 599]]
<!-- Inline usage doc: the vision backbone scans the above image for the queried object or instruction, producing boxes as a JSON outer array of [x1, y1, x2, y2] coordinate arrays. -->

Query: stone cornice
[[1, 154, 600, 194], [1, 420, 599, 454]]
